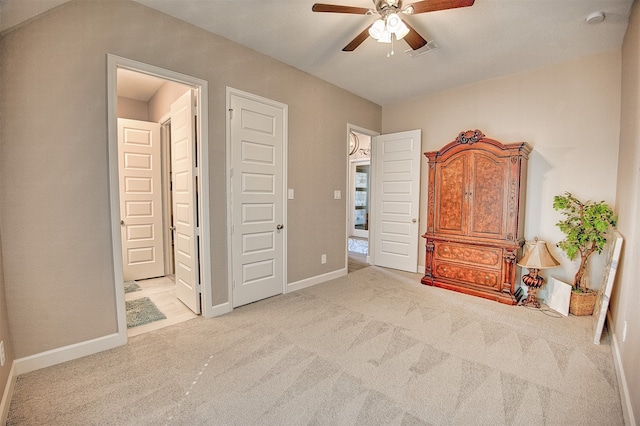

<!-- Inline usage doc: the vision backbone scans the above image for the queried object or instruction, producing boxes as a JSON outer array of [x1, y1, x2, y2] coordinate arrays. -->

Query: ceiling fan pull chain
[[388, 35, 395, 57]]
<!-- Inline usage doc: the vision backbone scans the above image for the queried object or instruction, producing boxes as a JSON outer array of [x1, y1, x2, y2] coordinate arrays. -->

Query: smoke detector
[[586, 11, 605, 24]]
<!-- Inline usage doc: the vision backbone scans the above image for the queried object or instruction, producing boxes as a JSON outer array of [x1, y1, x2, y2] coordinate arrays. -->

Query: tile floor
[[125, 275, 198, 337]]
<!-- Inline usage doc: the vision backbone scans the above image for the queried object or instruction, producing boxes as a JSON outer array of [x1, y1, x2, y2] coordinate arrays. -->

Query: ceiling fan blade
[[312, 3, 372, 14], [343, 25, 372, 51], [401, 20, 428, 50], [407, 0, 474, 14]]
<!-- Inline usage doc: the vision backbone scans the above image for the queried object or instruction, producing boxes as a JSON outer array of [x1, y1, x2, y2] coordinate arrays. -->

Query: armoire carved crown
[[421, 130, 532, 305]]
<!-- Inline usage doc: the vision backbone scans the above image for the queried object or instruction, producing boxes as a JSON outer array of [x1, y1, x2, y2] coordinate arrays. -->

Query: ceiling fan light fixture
[[402, 5, 414, 15], [386, 13, 402, 32], [378, 29, 392, 43], [394, 21, 410, 40], [369, 18, 385, 39]]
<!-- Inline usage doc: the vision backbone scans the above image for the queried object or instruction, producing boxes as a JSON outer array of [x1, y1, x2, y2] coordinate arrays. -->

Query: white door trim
[[346, 124, 379, 267], [226, 87, 288, 307], [107, 55, 214, 346]]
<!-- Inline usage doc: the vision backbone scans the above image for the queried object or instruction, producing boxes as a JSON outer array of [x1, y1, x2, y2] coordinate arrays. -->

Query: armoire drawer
[[434, 261, 500, 289], [434, 242, 501, 269]]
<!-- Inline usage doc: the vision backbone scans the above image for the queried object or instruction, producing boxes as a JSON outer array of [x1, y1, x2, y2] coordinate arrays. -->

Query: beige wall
[[0, 0, 381, 358], [614, 0, 640, 423], [147, 81, 190, 123], [0, 224, 15, 401], [117, 96, 149, 121], [382, 50, 622, 291]]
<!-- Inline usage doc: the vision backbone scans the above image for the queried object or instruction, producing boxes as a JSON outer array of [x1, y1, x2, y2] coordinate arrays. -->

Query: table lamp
[[517, 238, 560, 307]]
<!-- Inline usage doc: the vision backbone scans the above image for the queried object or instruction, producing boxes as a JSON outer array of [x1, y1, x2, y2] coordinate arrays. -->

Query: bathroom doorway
[[108, 55, 213, 341]]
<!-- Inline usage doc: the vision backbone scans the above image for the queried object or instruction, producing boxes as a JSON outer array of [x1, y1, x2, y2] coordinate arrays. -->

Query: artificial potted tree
[[553, 192, 617, 316]]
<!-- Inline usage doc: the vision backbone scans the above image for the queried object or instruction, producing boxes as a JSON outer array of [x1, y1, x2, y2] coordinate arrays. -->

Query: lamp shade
[[517, 239, 560, 269], [369, 19, 385, 40], [386, 13, 403, 32], [394, 21, 410, 40], [377, 29, 391, 43]]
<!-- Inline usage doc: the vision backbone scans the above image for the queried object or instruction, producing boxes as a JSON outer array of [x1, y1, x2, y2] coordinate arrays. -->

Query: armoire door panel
[[435, 154, 467, 235], [469, 153, 508, 238]]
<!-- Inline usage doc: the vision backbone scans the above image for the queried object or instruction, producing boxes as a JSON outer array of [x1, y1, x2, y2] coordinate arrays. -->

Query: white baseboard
[[608, 311, 636, 426], [14, 332, 125, 376], [0, 361, 17, 425], [287, 268, 347, 293]]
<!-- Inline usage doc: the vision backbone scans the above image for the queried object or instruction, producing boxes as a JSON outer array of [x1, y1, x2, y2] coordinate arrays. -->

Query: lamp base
[[521, 269, 544, 308], [522, 292, 541, 308]]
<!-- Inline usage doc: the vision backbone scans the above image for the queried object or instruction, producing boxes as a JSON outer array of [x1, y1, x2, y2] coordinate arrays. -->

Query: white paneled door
[[118, 118, 165, 281], [230, 91, 286, 307], [372, 130, 422, 273], [171, 90, 201, 314]]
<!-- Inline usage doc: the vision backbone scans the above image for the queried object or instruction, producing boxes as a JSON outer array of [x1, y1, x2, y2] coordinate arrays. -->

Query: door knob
[[276, 224, 284, 230], [412, 218, 417, 223], [120, 220, 125, 226]]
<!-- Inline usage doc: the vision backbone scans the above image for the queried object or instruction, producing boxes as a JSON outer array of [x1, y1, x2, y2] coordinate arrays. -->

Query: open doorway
[[346, 126, 422, 274], [347, 126, 377, 273], [117, 69, 199, 336], [108, 55, 213, 343]]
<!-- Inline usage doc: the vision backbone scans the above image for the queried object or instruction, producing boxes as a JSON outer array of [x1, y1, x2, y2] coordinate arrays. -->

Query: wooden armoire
[[421, 130, 532, 305]]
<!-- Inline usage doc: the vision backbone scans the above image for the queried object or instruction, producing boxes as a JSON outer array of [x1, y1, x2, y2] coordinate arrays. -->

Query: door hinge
[[228, 108, 233, 119], [230, 168, 234, 178]]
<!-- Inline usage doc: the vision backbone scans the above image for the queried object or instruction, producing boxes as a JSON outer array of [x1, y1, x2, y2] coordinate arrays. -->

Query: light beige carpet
[[7, 266, 623, 425]]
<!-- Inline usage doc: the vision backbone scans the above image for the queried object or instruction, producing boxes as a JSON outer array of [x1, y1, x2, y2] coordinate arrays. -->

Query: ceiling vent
[[406, 41, 439, 57]]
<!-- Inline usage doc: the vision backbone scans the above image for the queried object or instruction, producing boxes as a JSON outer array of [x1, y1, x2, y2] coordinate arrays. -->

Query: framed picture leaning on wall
[[593, 230, 624, 345]]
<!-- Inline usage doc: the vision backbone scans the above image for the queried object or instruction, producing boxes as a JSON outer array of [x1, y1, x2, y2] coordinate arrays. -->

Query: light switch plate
[[334, 190, 341, 200], [288, 189, 294, 199]]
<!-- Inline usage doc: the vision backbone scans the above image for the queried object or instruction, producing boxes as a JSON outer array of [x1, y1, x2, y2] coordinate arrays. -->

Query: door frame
[[226, 87, 288, 307], [160, 119, 175, 276], [346, 124, 379, 267], [107, 54, 214, 344]]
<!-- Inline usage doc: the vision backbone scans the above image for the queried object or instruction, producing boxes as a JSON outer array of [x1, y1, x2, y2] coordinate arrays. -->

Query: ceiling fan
[[312, 0, 475, 53]]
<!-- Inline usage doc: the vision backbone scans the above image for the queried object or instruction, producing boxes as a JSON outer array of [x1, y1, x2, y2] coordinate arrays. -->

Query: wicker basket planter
[[569, 290, 597, 316]]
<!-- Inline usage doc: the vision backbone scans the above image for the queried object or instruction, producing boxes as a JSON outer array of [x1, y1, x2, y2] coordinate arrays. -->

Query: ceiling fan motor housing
[[375, 0, 404, 16]]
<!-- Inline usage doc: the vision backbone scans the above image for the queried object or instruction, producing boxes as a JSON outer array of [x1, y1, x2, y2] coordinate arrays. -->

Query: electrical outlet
[[321, 254, 327, 264], [0, 341, 5, 367], [623, 321, 628, 342]]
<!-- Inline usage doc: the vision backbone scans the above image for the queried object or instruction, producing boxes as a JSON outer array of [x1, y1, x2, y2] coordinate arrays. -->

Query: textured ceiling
[[1, 0, 634, 105]]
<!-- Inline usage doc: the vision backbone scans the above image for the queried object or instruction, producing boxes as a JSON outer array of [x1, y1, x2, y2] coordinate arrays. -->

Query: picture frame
[[592, 230, 624, 344], [545, 277, 572, 316]]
